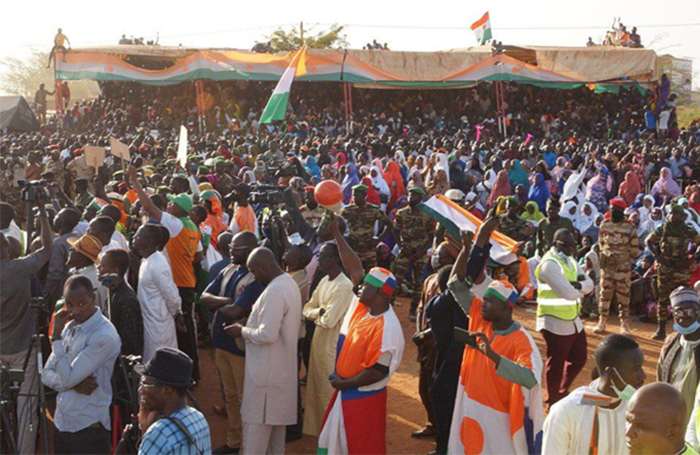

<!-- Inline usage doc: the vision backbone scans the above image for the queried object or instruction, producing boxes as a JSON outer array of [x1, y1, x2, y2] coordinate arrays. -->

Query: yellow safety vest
[[535, 250, 580, 320]]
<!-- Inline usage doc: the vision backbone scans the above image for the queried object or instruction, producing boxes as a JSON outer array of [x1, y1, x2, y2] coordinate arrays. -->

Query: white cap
[[445, 189, 465, 202]]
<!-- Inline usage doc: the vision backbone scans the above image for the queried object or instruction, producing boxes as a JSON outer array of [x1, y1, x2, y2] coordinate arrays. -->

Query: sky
[[1, 0, 698, 92]]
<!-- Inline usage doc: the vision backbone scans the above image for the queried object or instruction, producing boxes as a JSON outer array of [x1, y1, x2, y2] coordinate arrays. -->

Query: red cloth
[[610, 198, 628, 209], [618, 171, 642, 206], [359, 177, 381, 205], [383, 161, 405, 208]]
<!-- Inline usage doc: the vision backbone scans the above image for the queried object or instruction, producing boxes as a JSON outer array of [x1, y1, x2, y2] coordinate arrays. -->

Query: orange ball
[[314, 180, 344, 207]]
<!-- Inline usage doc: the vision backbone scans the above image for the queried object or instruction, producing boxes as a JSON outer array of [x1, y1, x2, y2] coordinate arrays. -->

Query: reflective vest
[[535, 250, 579, 320]]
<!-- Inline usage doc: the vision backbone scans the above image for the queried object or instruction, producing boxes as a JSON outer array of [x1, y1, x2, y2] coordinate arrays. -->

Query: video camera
[[17, 180, 50, 203], [0, 364, 23, 400], [249, 185, 286, 205]]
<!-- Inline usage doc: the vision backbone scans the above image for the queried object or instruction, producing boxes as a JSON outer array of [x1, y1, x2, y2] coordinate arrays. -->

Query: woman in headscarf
[[408, 166, 426, 190], [522, 201, 545, 224], [333, 152, 348, 172], [650, 166, 682, 202], [576, 202, 599, 235], [534, 160, 555, 196], [514, 184, 529, 206], [370, 166, 391, 208], [435, 153, 450, 182], [427, 168, 450, 197], [359, 176, 381, 206], [586, 168, 612, 213], [383, 161, 406, 208], [321, 164, 336, 181], [449, 158, 467, 192], [637, 194, 655, 225], [488, 170, 511, 209], [200, 189, 228, 253], [304, 156, 322, 180], [342, 163, 360, 205], [527, 173, 550, 212], [395, 150, 409, 175], [618, 171, 643, 206], [559, 201, 579, 225], [508, 159, 529, 190]]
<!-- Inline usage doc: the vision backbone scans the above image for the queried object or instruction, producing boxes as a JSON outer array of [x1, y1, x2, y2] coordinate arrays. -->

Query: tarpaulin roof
[[54, 45, 660, 88], [0, 96, 40, 132]]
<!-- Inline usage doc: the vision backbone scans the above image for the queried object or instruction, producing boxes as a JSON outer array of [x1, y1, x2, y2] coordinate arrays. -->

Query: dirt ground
[[193, 298, 665, 455]]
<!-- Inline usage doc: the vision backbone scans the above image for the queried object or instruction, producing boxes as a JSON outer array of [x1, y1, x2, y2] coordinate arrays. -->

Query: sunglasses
[[673, 307, 699, 319]]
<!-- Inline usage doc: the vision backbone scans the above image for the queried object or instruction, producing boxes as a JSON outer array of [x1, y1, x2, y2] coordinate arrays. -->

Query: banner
[[177, 125, 188, 169]]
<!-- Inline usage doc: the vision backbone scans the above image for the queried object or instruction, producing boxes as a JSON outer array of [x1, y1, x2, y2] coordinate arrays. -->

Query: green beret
[[198, 166, 210, 174], [352, 183, 368, 192], [165, 159, 176, 165], [671, 204, 685, 215], [409, 187, 426, 195], [506, 196, 521, 206]]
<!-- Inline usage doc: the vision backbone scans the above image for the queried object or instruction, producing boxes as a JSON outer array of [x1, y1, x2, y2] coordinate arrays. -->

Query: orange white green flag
[[471, 12, 492, 45], [259, 45, 307, 124]]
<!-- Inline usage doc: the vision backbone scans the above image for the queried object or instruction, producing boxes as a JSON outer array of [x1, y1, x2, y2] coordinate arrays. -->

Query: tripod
[[19, 333, 50, 455], [0, 383, 19, 454]]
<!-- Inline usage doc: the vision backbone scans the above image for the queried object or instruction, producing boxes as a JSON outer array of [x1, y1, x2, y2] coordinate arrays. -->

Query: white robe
[[542, 380, 629, 455]]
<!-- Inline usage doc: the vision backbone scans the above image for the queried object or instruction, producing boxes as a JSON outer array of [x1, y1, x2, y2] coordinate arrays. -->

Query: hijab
[[522, 201, 545, 223], [559, 201, 578, 223], [342, 163, 360, 204], [618, 171, 642, 206], [488, 170, 512, 209], [360, 176, 381, 205], [384, 161, 406, 206], [651, 167, 681, 198], [528, 173, 550, 212], [371, 166, 391, 198], [304, 156, 322, 180], [427, 169, 449, 197], [508, 159, 529, 189], [577, 202, 599, 234]]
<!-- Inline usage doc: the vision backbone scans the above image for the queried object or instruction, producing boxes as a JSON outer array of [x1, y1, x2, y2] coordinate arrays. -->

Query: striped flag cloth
[[259, 45, 307, 124], [471, 12, 493, 45], [419, 194, 518, 265]]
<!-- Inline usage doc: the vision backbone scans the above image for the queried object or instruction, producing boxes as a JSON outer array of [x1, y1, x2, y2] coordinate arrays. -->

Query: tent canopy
[[0, 96, 40, 132], [54, 45, 660, 88]]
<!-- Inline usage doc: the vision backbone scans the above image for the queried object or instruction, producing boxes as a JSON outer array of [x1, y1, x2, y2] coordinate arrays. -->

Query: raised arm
[[328, 212, 365, 286], [127, 165, 163, 221]]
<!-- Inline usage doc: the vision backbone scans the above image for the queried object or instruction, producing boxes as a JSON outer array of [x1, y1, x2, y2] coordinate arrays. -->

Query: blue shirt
[[207, 258, 230, 285], [645, 111, 657, 130], [139, 406, 211, 455], [204, 266, 264, 356], [42, 310, 121, 432]]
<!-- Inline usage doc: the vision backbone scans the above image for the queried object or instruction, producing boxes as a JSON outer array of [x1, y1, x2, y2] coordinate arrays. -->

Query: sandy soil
[[195, 298, 665, 454]]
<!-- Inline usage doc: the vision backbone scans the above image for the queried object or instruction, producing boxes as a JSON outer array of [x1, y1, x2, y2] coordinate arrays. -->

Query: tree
[[0, 50, 99, 103], [267, 23, 349, 53]]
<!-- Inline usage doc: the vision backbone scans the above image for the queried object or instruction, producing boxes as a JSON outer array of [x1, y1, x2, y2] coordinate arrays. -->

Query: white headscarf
[[576, 202, 599, 234], [559, 201, 579, 224], [638, 195, 654, 225], [435, 153, 450, 181], [371, 165, 391, 197]]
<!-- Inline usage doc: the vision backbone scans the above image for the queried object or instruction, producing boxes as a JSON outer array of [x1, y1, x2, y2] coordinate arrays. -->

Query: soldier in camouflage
[[498, 196, 535, 242], [43, 149, 66, 193], [340, 183, 392, 272], [646, 204, 700, 340], [594, 198, 639, 336], [392, 187, 435, 321]]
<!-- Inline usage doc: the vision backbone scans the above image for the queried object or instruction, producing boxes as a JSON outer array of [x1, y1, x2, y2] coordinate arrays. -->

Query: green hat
[[198, 166, 210, 174], [166, 193, 193, 213], [200, 189, 217, 201], [671, 204, 685, 215], [157, 185, 170, 192], [113, 170, 124, 178], [144, 165, 156, 171], [165, 159, 176, 166], [505, 196, 521, 206], [409, 187, 426, 195], [352, 183, 369, 192]]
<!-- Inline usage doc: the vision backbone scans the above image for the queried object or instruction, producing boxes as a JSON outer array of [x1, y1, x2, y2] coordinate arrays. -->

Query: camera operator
[[228, 183, 258, 236], [42, 275, 121, 455], [0, 192, 53, 455], [97, 249, 144, 358]]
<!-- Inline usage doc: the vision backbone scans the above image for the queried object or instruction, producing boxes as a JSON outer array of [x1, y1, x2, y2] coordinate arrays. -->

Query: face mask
[[674, 320, 700, 335], [431, 254, 441, 270], [611, 367, 637, 401]]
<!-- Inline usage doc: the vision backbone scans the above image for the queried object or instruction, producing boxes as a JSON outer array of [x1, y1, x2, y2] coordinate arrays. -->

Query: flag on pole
[[259, 45, 307, 124], [419, 195, 518, 265], [177, 125, 188, 169], [471, 12, 492, 45]]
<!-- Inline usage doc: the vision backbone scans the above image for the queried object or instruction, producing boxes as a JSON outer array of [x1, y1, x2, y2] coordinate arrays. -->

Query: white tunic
[[542, 380, 629, 455], [241, 273, 302, 426], [137, 251, 182, 362]]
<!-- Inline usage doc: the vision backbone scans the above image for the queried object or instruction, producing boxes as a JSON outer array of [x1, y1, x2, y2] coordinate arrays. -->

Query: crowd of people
[[1, 72, 700, 455]]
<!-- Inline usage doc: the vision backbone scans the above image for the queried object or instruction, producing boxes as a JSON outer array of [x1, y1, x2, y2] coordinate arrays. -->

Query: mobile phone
[[454, 327, 478, 348]]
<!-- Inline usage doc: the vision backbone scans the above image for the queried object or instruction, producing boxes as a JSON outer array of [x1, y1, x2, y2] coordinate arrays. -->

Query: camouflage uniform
[[598, 219, 639, 319], [391, 206, 435, 312], [341, 203, 390, 271], [498, 214, 535, 286], [43, 159, 66, 193], [647, 222, 700, 321], [0, 171, 22, 224]]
